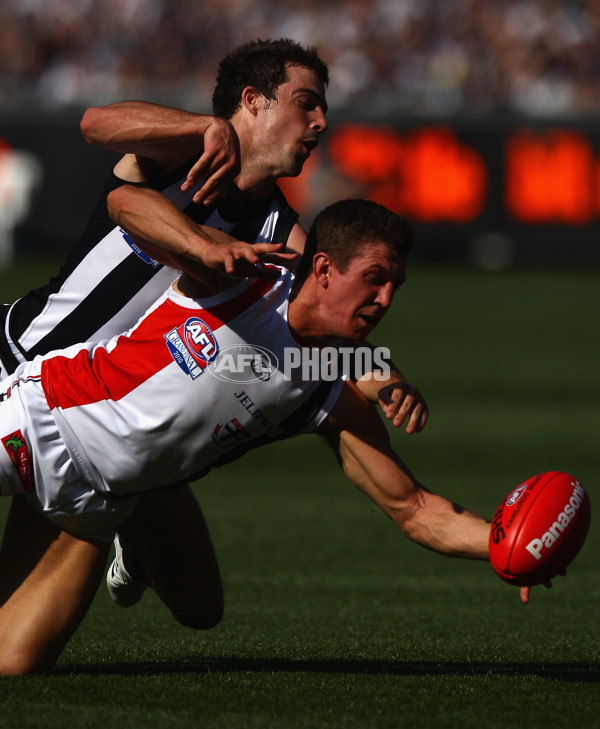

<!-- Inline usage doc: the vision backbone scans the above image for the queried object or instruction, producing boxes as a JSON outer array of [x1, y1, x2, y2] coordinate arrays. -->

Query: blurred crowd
[[1, 0, 600, 117]]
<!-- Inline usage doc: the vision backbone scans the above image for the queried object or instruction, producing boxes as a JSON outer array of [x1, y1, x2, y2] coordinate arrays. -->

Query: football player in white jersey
[[0, 41, 429, 672], [0, 195, 500, 675]]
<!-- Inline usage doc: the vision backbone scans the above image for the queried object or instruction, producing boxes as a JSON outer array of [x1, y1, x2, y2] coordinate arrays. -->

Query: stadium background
[[0, 2, 598, 728], [1, 0, 600, 267]]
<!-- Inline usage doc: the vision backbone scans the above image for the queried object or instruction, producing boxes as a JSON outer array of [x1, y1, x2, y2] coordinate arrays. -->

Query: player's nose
[[375, 282, 394, 309], [311, 108, 328, 134]]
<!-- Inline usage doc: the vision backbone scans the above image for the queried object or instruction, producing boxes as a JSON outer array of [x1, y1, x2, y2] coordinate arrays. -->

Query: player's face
[[326, 243, 406, 342], [256, 64, 328, 178]]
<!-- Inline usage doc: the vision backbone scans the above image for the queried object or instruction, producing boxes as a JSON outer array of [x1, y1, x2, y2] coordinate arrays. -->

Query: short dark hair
[[212, 38, 329, 119], [295, 199, 415, 285]]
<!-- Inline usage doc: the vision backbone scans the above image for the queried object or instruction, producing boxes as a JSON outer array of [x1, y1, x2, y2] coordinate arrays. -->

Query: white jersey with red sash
[[1, 269, 343, 515]]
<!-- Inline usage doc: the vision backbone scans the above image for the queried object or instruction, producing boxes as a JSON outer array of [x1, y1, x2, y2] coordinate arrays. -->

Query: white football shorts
[[0, 375, 138, 542]]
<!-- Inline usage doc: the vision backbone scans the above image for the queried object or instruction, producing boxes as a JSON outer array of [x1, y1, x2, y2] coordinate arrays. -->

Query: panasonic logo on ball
[[525, 481, 586, 561]]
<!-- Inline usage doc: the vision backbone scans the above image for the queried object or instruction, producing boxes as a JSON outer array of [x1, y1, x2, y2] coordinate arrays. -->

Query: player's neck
[[234, 166, 277, 200], [287, 288, 334, 348]]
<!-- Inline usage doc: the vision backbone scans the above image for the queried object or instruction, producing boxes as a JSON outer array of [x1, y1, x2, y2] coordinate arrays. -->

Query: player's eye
[[367, 273, 386, 285], [299, 97, 319, 111]]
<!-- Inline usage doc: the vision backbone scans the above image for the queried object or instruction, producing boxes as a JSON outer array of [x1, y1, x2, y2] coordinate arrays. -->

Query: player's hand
[[378, 381, 429, 433], [519, 570, 566, 604], [181, 118, 240, 206], [520, 586, 532, 603], [256, 244, 301, 268], [201, 240, 297, 281]]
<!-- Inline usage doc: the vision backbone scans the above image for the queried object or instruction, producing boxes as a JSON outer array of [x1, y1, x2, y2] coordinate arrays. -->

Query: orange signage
[[327, 125, 487, 223], [280, 123, 600, 228], [506, 129, 596, 224]]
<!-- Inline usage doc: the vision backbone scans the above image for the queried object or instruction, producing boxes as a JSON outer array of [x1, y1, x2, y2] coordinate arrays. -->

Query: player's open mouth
[[302, 139, 318, 153], [358, 314, 377, 327]]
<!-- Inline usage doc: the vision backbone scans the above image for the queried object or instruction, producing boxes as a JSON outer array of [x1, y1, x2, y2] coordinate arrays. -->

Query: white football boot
[[106, 534, 148, 607]]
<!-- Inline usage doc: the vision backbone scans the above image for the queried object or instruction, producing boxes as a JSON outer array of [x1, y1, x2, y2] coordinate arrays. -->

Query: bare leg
[[0, 495, 109, 675], [117, 485, 223, 629]]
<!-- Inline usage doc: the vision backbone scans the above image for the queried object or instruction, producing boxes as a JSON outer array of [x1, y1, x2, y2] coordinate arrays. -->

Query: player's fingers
[[192, 171, 234, 205], [404, 406, 428, 434], [181, 154, 215, 189], [223, 256, 281, 281], [260, 251, 300, 265], [377, 382, 402, 409], [398, 403, 423, 432], [225, 251, 260, 275], [194, 170, 237, 205], [388, 398, 409, 423], [252, 242, 286, 254], [381, 397, 402, 420], [413, 403, 429, 433], [520, 586, 531, 603], [183, 155, 238, 203], [180, 118, 240, 203], [229, 259, 280, 280], [222, 253, 236, 275], [389, 392, 416, 424], [382, 394, 404, 421]]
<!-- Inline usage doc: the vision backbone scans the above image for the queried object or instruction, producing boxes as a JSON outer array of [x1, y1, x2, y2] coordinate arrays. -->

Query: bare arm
[[106, 185, 294, 294], [355, 369, 429, 434], [81, 101, 240, 204], [320, 382, 488, 559], [285, 222, 308, 262], [341, 342, 429, 434]]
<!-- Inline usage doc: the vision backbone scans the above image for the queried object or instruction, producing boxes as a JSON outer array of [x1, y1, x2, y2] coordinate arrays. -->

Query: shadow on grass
[[54, 657, 599, 682]]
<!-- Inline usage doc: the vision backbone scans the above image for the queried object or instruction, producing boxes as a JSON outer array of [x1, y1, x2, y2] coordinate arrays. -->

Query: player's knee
[[171, 593, 224, 630], [0, 649, 56, 676]]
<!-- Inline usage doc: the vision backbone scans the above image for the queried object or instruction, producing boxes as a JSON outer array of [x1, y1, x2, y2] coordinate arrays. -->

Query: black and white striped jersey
[[0, 161, 299, 374]]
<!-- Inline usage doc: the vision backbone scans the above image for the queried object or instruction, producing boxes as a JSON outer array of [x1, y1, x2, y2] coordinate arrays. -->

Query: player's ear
[[240, 86, 262, 115], [313, 253, 331, 288]]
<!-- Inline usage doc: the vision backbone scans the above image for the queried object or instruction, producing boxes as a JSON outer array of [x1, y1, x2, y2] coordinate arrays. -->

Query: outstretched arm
[[320, 381, 488, 559], [106, 185, 295, 293], [321, 384, 534, 602], [81, 101, 240, 205]]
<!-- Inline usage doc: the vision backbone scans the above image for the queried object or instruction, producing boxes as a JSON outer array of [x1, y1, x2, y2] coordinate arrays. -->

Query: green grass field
[[0, 261, 598, 728]]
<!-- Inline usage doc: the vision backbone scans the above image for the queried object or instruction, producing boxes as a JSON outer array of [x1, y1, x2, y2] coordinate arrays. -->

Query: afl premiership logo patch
[[165, 317, 219, 379]]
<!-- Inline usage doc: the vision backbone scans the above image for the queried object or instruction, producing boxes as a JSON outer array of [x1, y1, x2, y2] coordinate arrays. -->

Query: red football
[[489, 471, 591, 586]]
